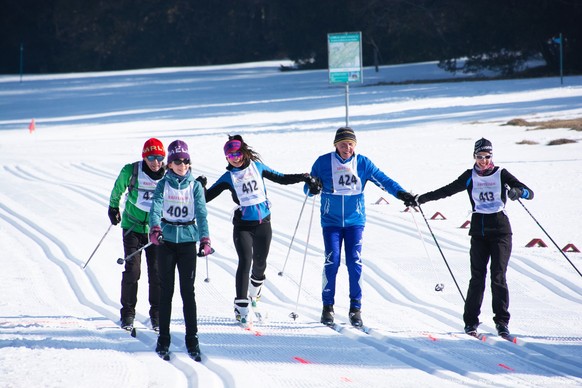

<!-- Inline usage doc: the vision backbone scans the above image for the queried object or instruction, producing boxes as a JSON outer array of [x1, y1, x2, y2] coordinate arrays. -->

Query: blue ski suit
[[306, 151, 406, 309]]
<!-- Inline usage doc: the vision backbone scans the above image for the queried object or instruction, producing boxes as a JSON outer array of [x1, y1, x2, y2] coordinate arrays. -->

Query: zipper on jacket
[[342, 196, 345, 228]]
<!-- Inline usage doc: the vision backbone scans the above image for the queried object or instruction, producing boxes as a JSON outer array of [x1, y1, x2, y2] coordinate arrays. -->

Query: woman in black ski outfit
[[199, 135, 320, 324], [408, 138, 534, 337]]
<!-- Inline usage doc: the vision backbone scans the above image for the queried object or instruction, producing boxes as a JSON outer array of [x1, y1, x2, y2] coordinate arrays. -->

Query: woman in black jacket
[[410, 138, 534, 337]]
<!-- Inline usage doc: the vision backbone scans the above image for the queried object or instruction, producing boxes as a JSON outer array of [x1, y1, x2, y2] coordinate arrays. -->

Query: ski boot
[[234, 299, 250, 326], [186, 335, 201, 362], [320, 305, 334, 326], [495, 323, 510, 337], [249, 276, 264, 307], [464, 323, 479, 336], [155, 336, 171, 361], [120, 316, 134, 331], [349, 307, 363, 328]]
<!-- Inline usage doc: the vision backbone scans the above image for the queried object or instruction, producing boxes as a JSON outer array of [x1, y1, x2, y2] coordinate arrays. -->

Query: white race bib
[[162, 181, 195, 222], [472, 168, 504, 214], [134, 166, 160, 212], [331, 154, 362, 195], [230, 162, 267, 206]]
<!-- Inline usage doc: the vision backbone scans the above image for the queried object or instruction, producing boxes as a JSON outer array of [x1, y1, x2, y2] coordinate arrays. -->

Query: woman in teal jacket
[[148, 140, 211, 361]]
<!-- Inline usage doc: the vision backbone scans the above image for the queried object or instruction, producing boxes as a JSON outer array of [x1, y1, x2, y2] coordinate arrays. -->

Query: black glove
[[397, 191, 418, 207], [196, 175, 207, 188], [305, 175, 322, 195], [108, 206, 121, 225], [508, 187, 523, 201]]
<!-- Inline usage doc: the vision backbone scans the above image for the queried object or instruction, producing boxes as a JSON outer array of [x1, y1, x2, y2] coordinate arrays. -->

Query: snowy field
[[0, 60, 581, 387]]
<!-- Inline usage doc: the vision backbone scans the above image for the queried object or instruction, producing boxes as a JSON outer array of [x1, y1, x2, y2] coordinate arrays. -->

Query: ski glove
[[149, 226, 163, 245], [108, 206, 121, 225], [405, 194, 421, 207], [508, 187, 523, 201], [397, 191, 418, 207], [305, 174, 323, 195], [196, 175, 207, 188], [198, 237, 212, 256]]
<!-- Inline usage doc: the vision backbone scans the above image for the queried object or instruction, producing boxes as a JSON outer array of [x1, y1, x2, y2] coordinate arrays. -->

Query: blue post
[[19, 43, 24, 83]]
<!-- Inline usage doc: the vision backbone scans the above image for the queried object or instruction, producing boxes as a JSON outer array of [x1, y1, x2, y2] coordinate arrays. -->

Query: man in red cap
[[109, 138, 166, 332]]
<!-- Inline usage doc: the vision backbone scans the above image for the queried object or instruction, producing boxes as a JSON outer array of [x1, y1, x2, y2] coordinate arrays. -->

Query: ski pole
[[290, 195, 317, 320], [204, 254, 210, 282], [83, 224, 113, 269], [408, 208, 445, 292], [506, 185, 582, 278], [278, 192, 310, 277], [417, 204, 466, 303], [117, 241, 155, 265], [197, 246, 215, 283]]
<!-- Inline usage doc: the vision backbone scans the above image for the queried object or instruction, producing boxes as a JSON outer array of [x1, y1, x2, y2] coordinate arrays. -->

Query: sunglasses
[[226, 152, 242, 159], [146, 155, 164, 162], [475, 154, 492, 160], [172, 158, 190, 165]]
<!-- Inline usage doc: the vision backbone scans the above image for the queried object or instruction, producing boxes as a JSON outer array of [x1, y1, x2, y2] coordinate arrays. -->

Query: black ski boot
[[496, 323, 510, 337], [156, 336, 171, 360], [186, 335, 201, 362], [120, 316, 134, 331], [464, 323, 479, 336], [349, 307, 363, 327], [320, 305, 334, 326]]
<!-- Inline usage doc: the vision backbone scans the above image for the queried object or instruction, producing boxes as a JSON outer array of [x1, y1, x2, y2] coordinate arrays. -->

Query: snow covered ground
[[0, 60, 581, 387]]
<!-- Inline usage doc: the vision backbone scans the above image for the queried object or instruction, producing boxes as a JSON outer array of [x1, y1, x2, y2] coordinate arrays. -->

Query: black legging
[[232, 222, 272, 304], [157, 241, 198, 344]]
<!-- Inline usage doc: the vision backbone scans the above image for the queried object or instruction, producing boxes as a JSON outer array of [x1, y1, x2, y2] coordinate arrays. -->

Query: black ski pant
[[157, 241, 198, 345], [232, 222, 271, 306], [463, 234, 512, 327], [120, 229, 160, 321]]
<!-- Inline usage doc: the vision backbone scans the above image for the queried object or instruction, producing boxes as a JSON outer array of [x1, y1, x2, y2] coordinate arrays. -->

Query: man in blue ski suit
[[306, 127, 415, 327]]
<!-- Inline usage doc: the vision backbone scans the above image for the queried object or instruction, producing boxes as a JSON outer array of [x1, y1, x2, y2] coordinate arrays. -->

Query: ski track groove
[[0, 203, 216, 386], [450, 332, 582, 381], [73, 162, 118, 179], [5, 165, 110, 206], [327, 322, 500, 387]]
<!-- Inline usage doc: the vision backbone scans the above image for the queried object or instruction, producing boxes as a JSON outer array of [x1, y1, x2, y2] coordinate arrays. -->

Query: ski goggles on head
[[226, 152, 242, 159], [475, 154, 492, 160], [172, 158, 190, 165], [146, 155, 164, 162]]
